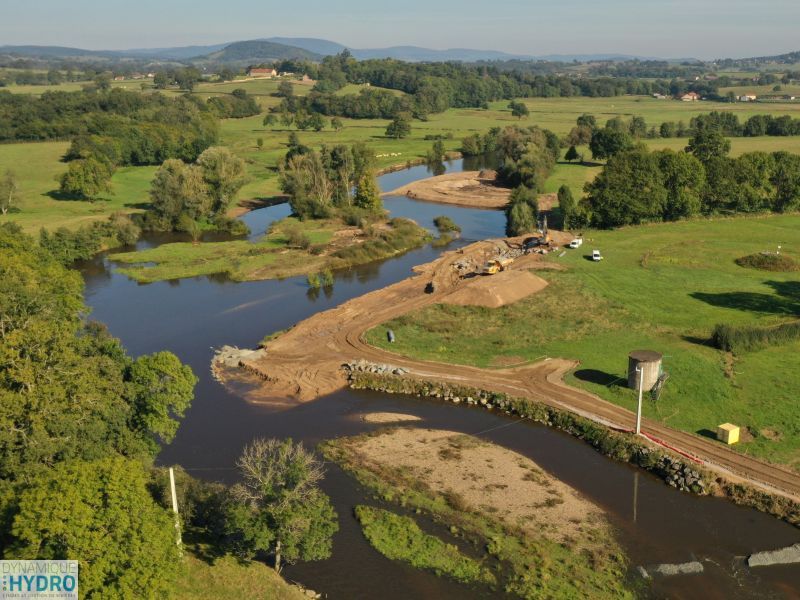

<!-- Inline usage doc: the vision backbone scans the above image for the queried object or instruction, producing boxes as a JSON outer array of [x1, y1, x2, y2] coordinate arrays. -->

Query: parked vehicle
[[592, 249, 603, 262], [569, 238, 583, 249]]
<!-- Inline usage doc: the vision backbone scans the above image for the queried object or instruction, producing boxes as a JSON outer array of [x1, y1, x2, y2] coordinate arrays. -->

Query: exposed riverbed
[[78, 159, 800, 599]]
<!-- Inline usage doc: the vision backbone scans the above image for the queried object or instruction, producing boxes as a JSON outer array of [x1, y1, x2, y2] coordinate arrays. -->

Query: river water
[[78, 159, 800, 599]]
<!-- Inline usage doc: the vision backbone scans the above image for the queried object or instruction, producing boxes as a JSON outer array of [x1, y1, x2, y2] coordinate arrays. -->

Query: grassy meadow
[[367, 214, 800, 468], [5, 78, 800, 235]]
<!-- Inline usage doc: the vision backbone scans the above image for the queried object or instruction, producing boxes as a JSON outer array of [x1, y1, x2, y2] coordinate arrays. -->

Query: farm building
[[247, 67, 277, 78], [678, 92, 700, 102], [738, 94, 757, 102]]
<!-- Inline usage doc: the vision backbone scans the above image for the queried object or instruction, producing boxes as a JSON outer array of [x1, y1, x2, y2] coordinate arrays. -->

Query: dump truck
[[482, 256, 514, 275]]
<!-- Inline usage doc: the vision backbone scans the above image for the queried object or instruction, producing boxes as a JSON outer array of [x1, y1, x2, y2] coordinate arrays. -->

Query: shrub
[[735, 252, 799, 272], [433, 215, 461, 233], [711, 321, 800, 353], [283, 225, 311, 249]]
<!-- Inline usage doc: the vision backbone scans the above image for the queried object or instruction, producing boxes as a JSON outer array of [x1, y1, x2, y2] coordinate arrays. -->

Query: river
[[78, 159, 800, 599]]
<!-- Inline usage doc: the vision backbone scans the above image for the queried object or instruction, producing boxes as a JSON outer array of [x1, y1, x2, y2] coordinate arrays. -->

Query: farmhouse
[[738, 94, 757, 102], [247, 67, 277, 78], [678, 92, 700, 101]]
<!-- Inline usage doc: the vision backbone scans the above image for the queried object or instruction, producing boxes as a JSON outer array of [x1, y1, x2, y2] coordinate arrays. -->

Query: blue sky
[[2, 0, 799, 59]]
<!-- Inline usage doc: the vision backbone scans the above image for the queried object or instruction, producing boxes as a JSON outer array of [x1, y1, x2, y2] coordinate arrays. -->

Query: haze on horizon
[[2, 0, 799, 60]]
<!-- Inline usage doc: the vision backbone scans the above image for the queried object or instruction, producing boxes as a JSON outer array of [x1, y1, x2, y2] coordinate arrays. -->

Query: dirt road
[[235, 237, 800, 501]]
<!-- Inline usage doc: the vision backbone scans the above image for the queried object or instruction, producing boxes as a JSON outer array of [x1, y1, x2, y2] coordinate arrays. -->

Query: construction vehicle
[[482, 256, 514, 275]]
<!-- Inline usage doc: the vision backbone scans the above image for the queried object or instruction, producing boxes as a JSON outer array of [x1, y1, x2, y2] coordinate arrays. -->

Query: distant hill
[[197, 40, 322, 64], [0, 45, 124, 58], [125, 43, 231, 60], [265, 37, 347, 57]]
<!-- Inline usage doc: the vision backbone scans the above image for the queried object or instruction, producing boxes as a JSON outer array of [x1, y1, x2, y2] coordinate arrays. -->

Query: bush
[[433, 215, 461, 233], [283, 225, 311, 249], [711, 321, 800, 353], [735, 252, 798, 272]]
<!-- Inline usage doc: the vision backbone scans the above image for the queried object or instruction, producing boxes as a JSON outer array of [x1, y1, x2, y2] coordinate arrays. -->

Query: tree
[[59, 158, 113, 199], [585, 149, 668, 227], [659, 122, 677, 138], [509, 101, 529, 119], [228, 438, 338, 571], [589, 128, 634, 160], [576, 114, 597, 129], [506, 199, 536, 236], [565, 146, 579, 163], [557, 185, 576, 228], [148, 159, 211, 229], [197, 147, 248, 215], [277, 80, 294, 98], [127, 351, 197, 447], [386, 113, 412, 139], [7, 457, 179, 598], [153, 72, 170, 89], [331, 117, 344, 132], [256, 137, 264, 150], [686, 127, 731, 163], [353, 173, 382, 212], [0, 169, 19, 214], [263, 114, 278, 128], [175, 67, 201, 91], [308, 112, 326, 132], [629, 116, 647, 138], [656, 150, 705, 220]]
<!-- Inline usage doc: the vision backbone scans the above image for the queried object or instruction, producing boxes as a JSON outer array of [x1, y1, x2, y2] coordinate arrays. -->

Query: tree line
[[577, 127, 800, 228], [279, 137, 382, 221]]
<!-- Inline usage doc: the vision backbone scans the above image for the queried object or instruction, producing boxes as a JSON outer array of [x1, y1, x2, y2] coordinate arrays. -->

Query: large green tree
[[386, 113, 412, 139], [197, 146, 248, 215], [58, 157, 113, 199], [7, 457, 179, 599], [148, 159, 211, 229], [589, 128, 634, 161], [227, 438, 338, 571], [686, 127, 731, 163], [585, 149, 667, 227]]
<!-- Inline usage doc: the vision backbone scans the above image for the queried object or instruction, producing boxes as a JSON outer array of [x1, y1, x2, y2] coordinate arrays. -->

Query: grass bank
[[175, 552, 308, 600], [366, 214, 800, 467], [110, 216, 430, 283]]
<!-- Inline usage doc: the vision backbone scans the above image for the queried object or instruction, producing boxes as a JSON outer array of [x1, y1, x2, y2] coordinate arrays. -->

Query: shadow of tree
[[691, 280, 800, 316]]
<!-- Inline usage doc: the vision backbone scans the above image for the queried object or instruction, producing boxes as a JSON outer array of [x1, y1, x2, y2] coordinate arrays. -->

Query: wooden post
[[169, 467, 183, 554]]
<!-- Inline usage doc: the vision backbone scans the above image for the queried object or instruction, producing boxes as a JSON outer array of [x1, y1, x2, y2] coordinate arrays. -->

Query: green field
[[367, 215, 800, 468], [6, 82, 800, 234], [0, 141, 155, 232]]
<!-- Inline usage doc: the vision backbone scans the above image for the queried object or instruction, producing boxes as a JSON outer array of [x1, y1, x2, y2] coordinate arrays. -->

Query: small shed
[[717, 423, 740, 445], [627, 350, 663, 392]]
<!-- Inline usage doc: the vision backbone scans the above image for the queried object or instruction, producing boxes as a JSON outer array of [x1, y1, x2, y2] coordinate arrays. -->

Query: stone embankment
[[343, 361, 714, 497]]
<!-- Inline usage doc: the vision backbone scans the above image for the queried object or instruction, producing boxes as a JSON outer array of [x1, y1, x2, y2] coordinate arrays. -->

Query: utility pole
[[169, 467, 183, 554], [635, 365, 644, 435]]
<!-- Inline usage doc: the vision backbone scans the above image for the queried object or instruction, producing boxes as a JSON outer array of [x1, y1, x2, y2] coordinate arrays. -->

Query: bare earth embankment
[[346, 427, 609, 547], [385, 170, 511, 209]]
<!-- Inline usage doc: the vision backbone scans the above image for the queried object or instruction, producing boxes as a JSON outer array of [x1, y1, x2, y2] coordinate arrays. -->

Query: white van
[[592, 249, 603, 262], [568, 238, 583, 249]]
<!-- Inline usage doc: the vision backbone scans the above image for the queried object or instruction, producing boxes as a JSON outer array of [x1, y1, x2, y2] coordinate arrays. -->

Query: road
[[239, 237, 800, 501]]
